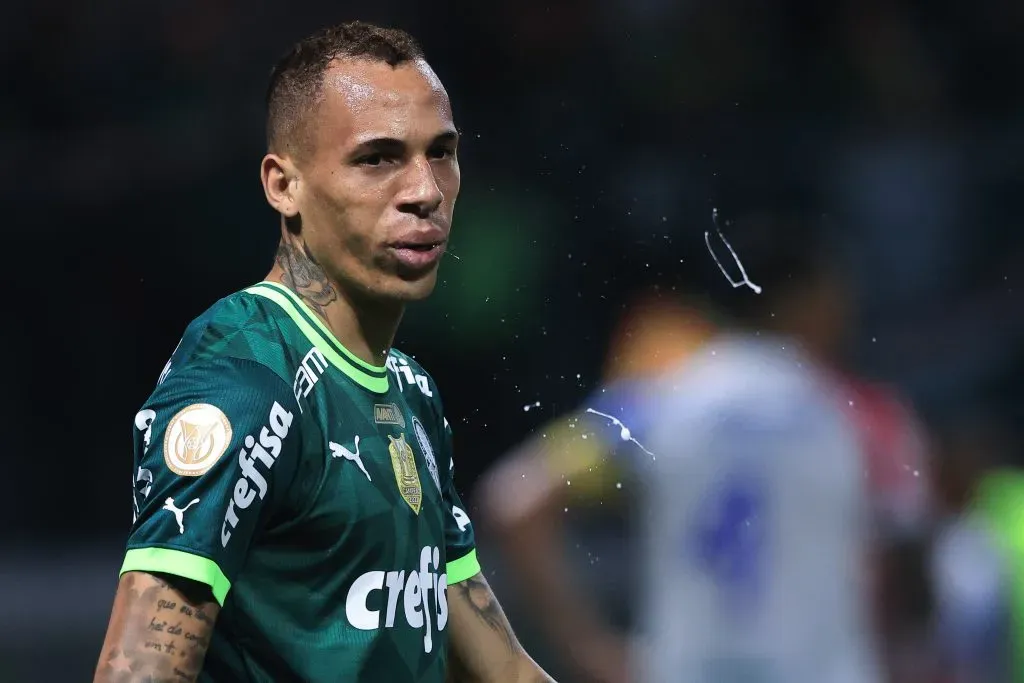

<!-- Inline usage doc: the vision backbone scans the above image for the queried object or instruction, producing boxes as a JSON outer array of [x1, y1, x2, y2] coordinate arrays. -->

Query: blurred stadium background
[[2, 1, 1023, 681]]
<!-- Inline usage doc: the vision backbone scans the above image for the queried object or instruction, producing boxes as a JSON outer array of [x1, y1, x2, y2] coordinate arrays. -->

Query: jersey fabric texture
[[122, 281, 479, 683]]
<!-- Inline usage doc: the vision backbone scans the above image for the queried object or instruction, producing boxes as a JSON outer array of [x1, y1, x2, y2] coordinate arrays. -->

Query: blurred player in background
[[94, 21, 553, 683], [480, 273, 718, 683], [479, 208, 931, 683]]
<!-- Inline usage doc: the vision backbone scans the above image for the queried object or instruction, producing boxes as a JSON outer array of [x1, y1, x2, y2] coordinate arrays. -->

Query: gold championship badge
[[388, 433, 422, 514], [163, 404, 232, 477]]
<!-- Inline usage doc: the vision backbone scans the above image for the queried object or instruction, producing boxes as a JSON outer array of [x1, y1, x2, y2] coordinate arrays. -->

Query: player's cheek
[[440, 163, 460, 203]]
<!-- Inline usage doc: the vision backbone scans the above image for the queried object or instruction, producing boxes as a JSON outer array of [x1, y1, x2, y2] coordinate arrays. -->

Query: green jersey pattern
[[122, 281, 479, 683]]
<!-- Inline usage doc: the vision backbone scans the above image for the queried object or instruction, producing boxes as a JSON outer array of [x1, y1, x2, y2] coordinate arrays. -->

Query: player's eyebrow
[[432, 130, 459, 147], [349, 137, 407, 157], [349, 129, 459, 156]]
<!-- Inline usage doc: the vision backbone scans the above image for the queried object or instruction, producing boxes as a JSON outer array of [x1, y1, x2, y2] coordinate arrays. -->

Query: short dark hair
[[265, 21, 425, 154]]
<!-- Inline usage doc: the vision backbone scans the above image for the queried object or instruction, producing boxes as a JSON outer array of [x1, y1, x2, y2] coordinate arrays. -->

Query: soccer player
[[93, 21, 555, 683], [480, 210, 886, 683]]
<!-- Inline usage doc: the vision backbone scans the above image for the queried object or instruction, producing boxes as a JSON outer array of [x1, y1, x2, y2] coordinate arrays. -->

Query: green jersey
[[122, 281, 480, 683]]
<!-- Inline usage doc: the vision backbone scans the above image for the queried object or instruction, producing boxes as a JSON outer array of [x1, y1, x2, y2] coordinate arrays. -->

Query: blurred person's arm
[[476, 422, 628, 683], [94, 573, 219, 682]]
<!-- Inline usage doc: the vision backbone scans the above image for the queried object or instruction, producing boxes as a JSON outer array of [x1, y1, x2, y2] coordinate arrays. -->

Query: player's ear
[[261, 153, 300, 218]]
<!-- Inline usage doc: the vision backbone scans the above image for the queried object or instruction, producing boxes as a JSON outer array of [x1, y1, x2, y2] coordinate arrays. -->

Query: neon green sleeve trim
[[446, 548, 481, 585], [120, 547, 232, 606]]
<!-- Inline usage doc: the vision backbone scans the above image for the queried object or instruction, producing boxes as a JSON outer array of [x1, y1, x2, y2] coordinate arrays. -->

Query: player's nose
[[395, 156, 443, 219]]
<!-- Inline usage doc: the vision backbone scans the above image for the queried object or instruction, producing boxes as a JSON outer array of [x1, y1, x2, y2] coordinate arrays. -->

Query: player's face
[[296, 58, 460, 302]]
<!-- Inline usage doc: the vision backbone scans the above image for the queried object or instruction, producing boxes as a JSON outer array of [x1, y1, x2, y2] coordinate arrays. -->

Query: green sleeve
[[123, 356, 302, 605]]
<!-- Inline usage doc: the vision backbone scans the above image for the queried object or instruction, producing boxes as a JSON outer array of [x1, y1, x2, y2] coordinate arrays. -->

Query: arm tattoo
[[95, 572, 218, 683], [275, 240, 337, 317], [450, 574, 519, 657]]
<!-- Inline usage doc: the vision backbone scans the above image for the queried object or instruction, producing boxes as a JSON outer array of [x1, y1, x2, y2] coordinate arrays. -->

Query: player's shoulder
[[158, 286, 299, 390]]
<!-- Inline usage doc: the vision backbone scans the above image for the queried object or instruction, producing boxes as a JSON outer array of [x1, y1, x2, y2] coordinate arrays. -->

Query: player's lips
[[386, 230, 447, 271]]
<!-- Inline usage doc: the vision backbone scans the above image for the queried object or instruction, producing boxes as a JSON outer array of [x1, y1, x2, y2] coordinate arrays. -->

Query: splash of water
[[704, 208, 762, 294], [584, 408, 656, 458]]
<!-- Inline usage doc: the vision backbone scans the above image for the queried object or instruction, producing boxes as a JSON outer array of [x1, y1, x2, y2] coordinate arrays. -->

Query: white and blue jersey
[[579, 335, 880, 683]]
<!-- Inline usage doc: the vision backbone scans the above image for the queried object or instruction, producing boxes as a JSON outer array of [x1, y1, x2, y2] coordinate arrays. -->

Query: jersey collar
[[246, 281, 390, 394]]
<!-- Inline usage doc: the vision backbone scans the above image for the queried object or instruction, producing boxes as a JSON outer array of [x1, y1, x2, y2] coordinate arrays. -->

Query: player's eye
[[427, 145, 456, 161], [356, 153, 385, 167]]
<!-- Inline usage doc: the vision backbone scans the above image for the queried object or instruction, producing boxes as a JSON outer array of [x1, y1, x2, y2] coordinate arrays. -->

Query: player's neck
[[267, 240, 401, 367]]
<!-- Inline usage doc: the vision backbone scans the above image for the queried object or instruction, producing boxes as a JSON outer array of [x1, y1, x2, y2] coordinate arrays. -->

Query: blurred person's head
[[260, 21, 460, 305], [601, 290, 716, 383], [701, 208, 851, 364], [600, 240, 721, 383]]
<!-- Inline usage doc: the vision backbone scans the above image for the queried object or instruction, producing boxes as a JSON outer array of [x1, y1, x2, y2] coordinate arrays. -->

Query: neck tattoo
[[275, 240, 338, 318]]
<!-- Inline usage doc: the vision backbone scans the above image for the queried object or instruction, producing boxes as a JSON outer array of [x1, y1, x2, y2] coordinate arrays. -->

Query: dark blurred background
[[2, 1, 1023, 681]]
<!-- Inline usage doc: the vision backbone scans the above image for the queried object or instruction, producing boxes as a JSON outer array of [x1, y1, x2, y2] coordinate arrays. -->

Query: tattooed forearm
[[94, 572, 219, 683], [447, 572, 558, 683], [451, 574, 519, 657], [275, 239, 337, 317]]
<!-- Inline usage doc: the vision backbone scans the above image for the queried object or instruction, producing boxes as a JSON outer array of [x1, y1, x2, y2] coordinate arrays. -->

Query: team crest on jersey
[[388, 434, 422, 515], [412, 417, 440, 492], [163, 404, 232, 476], [374, 403, 406, 429]]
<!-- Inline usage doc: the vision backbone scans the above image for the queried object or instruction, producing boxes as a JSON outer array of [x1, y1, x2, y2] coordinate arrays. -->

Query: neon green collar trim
[[246, 281, 389, 394]]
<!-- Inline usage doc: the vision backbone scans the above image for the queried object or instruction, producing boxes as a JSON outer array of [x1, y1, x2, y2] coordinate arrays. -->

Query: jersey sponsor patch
[[163, 404, 232, 477], [387, 356, 433, 397], [345, 545, 448, 654], [374, 403, 406, 428], [221, 401, 294, 547], [293, 347, 327, 412], [135, 409, 157, 455], [388, 434, 422, 515], [451, 504, 471, 532], [132, 466, 154, 524], [412, 417, 440, 493]]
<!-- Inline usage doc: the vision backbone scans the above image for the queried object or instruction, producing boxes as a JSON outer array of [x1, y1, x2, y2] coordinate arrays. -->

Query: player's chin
[[381, 269, 439, 302]]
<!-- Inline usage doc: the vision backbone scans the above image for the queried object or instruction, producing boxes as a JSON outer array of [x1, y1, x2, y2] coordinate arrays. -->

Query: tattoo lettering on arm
[[274, 240, 337, 317], [94, 571, 220, 683]]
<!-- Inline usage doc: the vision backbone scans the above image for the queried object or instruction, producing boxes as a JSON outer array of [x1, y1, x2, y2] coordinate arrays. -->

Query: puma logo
[[330, 436, 371, 481], [162, 496, 200, 534]]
